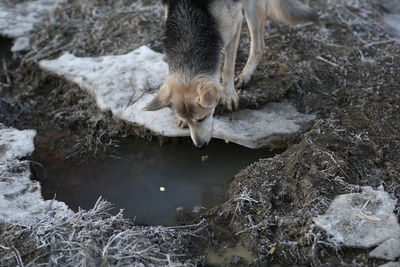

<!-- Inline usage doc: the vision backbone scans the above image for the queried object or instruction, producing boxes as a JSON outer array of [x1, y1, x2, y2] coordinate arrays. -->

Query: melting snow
[[39, 46, 315, 149]]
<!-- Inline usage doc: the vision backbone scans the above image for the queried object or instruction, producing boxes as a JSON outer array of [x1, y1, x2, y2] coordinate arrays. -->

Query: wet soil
[[1, 0, 400, 266], [31, 130, 273, 226]]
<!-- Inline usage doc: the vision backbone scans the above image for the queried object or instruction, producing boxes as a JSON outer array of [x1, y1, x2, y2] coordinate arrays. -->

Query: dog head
[[144, 75, 222, 147]]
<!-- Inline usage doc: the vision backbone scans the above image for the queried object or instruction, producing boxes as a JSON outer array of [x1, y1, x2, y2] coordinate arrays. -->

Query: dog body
[[146, 0, 316, 147]]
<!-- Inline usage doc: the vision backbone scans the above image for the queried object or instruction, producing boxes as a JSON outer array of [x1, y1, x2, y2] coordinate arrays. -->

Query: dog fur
[[145, 0, 316, 147]]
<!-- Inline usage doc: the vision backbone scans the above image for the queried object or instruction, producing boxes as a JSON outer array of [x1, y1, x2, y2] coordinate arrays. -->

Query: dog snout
[[192, 138, 209, 148], [188, 114, 214, 148]]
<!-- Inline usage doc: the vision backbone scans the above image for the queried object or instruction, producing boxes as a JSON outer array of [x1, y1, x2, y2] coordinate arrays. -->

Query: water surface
[[34, 133, 271, 225]]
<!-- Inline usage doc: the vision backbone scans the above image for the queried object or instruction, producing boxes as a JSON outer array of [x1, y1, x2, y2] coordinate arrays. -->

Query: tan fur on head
[[196, 81, 222, 109], [143, 82, 172, 111], [144, 75, 189, 111], [144, 75, 222, 114], [144, 74, 222, 147]]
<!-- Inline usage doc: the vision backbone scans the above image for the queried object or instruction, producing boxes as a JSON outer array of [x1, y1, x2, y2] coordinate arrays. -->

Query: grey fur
[[267, 0, 317, 24]]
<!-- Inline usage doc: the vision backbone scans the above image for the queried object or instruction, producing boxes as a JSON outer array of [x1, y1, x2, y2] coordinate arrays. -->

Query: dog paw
[[220, 90, 239, 111], [235, 73, 252, 89], [177, 121, 188, 129]]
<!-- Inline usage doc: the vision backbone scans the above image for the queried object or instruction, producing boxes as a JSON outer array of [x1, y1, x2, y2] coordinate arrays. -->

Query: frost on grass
[[314, 186, 400, 260], [39, 46, 315, 149], [0, 199, 208, 266]]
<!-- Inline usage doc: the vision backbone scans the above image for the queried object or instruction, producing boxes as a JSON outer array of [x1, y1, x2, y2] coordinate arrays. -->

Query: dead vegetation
[[0, 199, 208, 266], [209, 0, 400, 265], [0, 0, 399, 266]]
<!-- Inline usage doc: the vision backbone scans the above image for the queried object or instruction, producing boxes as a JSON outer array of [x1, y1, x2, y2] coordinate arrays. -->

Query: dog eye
[[196, 115, 208, 123]]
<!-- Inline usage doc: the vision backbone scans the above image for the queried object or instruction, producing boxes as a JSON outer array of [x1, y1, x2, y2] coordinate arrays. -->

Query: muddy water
[[0, 37, 12, 57], [33, 131, 272, 225], [0, 37, 13, 92]]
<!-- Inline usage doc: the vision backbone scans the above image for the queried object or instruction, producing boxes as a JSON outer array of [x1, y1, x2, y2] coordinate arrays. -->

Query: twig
[[2, 58, 11, 84], [363, 39, 396, 48], [316, 56, 343, 70]]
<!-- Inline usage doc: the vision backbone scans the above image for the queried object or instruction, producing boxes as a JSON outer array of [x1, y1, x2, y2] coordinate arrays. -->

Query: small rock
[[192, 206, 203, 213], [11, 36, 30, 52]]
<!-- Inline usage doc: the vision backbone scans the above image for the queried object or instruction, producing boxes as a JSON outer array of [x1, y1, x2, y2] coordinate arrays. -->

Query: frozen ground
[[0, 0, 65, 39], [0, 125, 71, 225], [0, 0, 400, 266], [39, 46, 315, 149], [314, 186, 400, 260], [0, 127, 36, 161]]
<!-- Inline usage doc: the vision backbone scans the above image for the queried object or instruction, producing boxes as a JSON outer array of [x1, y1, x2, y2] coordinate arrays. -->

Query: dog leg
[[236, 0, 267, 88], [221, 20, 242, 111]]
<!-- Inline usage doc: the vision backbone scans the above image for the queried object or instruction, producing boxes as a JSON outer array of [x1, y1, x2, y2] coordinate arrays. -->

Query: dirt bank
[[0, 0, 399, 266], [209, 0, 400, 265]]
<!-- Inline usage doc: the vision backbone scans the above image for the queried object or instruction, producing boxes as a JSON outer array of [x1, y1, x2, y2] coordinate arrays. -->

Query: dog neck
[[164, 0, 224, 81]]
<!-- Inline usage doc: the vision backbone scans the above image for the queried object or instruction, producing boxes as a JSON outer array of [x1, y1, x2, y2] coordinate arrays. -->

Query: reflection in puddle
[[206, 246, 256, 266], [0, 37, 12, 58], [0, 37, 13, 92], [33, 131, 273, 225]]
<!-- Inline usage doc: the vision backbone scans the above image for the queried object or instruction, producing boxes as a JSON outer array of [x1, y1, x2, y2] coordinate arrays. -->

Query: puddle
[[206, 246, 256, 266], [0, 37, 13, 92], [32, 130, 273, 225], [0, 37, 12, 55]]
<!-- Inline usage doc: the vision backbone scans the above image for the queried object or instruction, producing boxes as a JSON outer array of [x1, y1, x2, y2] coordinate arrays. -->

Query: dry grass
[[0, 199, 209, 266], [1, 0, 399, 265]]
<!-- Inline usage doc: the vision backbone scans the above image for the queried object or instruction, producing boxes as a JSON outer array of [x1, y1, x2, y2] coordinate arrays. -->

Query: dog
[[145, 0, 316, 147]]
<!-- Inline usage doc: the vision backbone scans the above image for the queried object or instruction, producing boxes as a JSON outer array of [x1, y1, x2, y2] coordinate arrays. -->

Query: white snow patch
[[39, 46, 315, 149], [0, 0, 65, 38], [384, 14, 400, 43], [0, 125, 72, 225], [377, 0, 400, 43], [379, 262, 400, 267], [0, 127, 36, 161], [314, 186, 400, 260]]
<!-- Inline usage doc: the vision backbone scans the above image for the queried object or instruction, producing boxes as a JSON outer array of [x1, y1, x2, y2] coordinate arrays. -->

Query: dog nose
[[194, 141, 206, 148], [193, 139, 209, 148]]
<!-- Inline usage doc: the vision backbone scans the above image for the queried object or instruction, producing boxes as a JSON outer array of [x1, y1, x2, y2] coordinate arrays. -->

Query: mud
[[0, 0, 400, 266]]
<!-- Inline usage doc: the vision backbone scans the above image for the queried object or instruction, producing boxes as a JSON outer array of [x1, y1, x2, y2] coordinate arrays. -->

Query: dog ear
[[144, 85, 171, 111], [163, 2, 169, 21], [197, 82, 222, 109]]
